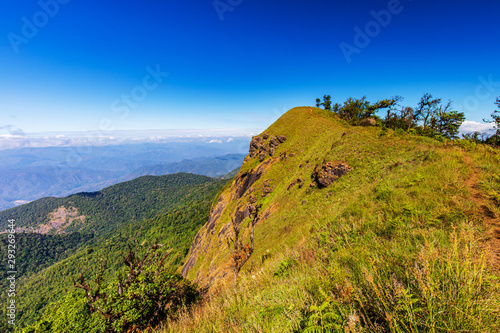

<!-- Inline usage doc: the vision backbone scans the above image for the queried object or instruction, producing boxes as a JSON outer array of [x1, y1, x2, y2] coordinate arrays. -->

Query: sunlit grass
[[159, 108, 500, 332]]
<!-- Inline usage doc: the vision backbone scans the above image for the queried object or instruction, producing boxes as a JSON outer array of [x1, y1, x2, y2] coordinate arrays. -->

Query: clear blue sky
[[0, 0, 499, 135]]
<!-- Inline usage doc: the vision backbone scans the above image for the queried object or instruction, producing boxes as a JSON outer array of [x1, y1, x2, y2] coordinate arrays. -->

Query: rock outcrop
[[246, 133, 287, 162], [312, 162, 353, 188], [181, 143, 283, 287], [359, 117, 376, 126]]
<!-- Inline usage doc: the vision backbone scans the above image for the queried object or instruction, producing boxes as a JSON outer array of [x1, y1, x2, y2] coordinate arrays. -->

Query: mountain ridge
[[168, 106, 500, 331]]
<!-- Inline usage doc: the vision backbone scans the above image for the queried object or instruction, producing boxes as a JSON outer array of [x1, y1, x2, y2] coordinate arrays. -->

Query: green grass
[[160, 107, 500, 332]]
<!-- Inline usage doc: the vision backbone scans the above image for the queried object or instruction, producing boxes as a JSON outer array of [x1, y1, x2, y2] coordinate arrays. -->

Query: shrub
[[23, 245, 200, 333]]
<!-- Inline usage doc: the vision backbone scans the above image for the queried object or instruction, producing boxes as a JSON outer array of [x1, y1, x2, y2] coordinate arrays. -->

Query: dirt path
[[463, 154, 500, 271], [306, 106, 332, 122]]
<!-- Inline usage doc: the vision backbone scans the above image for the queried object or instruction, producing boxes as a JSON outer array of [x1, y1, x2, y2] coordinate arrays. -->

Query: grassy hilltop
[[163, 106, 500, 332]]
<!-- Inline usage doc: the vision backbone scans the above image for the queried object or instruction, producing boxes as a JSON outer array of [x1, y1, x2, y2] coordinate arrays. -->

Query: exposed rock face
[[233, 160, 271, 199], [14, 206, 85, 234], [182, 131, 289, 287], [359, 117, 376, 126], [181, 155, 279, 286], [246, 133, 287, 162], [262, 179, 275, 196], [312, 162, 353, 188]]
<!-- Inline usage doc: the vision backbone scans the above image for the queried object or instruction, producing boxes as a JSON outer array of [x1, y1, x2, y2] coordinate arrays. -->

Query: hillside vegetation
[[0, 173, 228, 331], [0, 173, 215, 234], [162, 106, 500, 332], [0, 142, 247, 211]]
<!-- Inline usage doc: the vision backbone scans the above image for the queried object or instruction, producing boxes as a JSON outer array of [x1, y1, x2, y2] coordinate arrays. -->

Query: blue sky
[[0, 0, 499, 138]]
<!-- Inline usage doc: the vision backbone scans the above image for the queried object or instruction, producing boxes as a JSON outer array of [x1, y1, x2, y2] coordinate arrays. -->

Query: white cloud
[[0, 130, 255, 150], [0, 134, 24, 139], [459, 120, 496, 133]]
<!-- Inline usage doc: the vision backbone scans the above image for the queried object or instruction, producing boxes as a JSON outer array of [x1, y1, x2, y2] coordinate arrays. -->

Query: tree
[[414, 94, 464, 139], [323, 95, 332, 111], [72, 244, 199, 332], [227, 196, 261, 286], [384, 106, 415, 130], [483, 97, 500, 145], [414, 93, 442, 131], [334, 96, 400, 124], [315, 98, 321, 108], [435, 104, 465, 139]]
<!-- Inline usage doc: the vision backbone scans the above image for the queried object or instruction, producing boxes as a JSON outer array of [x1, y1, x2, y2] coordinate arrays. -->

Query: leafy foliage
[[479, 96, 500, 146], [413, 93, 465, 139], [315, 93, 466, 139], [333, 96, 399, 124], [0, 232, 93, 282], [24, 246, 199, 333], [273, 258, 297, 278]]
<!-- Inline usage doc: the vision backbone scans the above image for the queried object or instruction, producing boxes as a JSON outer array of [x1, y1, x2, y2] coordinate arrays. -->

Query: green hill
[[0, 173, 229, 330], [169, 106, 500, 332], [0, 172, 216, 235]]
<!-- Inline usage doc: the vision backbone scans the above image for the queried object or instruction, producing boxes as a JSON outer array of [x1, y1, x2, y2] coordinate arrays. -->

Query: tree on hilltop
[[334, 96, 400, 124], [323, 95, 332, 110], [483, 97, 500, 145], [414, 93, 464, 139]]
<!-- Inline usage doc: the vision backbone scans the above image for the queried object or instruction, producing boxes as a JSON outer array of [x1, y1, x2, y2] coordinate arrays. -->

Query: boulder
[[277, 135, 287, 143], [359, 117, 376, 126], [313, 162, 353, 188], [250, 136, 262, 150], [246, 134, 287, 162]]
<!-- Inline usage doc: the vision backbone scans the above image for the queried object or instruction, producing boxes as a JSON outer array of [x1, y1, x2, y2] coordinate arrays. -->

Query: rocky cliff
[[181, 107, 354, 288]]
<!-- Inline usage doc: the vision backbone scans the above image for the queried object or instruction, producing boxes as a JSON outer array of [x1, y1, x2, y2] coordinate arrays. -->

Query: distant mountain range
[[0, 141, 248, 211]]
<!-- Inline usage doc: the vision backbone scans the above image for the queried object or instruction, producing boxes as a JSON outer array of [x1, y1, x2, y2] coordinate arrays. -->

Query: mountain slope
[[1, 174, 229, 330], [169, 106, 500, 332], [0, 173, 215, 235]]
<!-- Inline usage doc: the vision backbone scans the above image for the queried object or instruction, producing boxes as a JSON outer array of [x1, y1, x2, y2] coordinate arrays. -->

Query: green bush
[[23, 246, 200, 333]]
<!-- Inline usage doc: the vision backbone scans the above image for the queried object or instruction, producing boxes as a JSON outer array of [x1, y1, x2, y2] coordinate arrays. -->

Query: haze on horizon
[[1, 0, 499, 142]]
